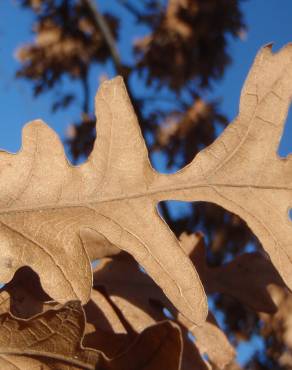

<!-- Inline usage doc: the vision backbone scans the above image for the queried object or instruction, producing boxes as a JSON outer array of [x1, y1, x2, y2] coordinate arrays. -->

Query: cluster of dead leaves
[[17, 0, 119, 95], [0, 44, 291, 369], [135, 0, 245, 90], [0, 232, 285, 369]]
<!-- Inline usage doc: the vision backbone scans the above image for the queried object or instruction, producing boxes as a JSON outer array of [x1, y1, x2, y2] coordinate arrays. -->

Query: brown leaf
[[0, 299, 182, 370], [135, 0, 245, 90], [1, 44, 291, 325], [179, 312, 234, 369], [0, 77, 206, 323], [16, 7, 119, 93], [259, 286, 292, 365], [0, 264, 182, 367], [180, 232, 286, 313], [0, 355, 89, 370], [0, 301, 100, 369], [181, 333, 211, 370], [92, 256, 168, 330], [83, 289, 130, 357], [92, 254, 234, 369], [158, 44, 292, 290], [101, 321, 183, 370], [85, 289, 127, 335]]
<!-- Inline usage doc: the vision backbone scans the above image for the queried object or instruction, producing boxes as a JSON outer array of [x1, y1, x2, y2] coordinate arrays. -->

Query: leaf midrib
[[0, 182, 290, 216]]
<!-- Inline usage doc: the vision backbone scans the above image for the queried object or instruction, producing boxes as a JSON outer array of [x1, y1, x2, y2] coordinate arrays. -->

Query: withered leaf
[[156, 44, 292, 291], [0, 301, 100, 370], [100, 320, 182, 370], [0, 79, 206, 323], [180, 232, 285, 313], [92, 253, 234, 369], [259, 285, 292, 366], [84, 289, 127, 335], [0, 300, 182, 370], [0, 44, 291, 325], [83, 289, 130, 358]]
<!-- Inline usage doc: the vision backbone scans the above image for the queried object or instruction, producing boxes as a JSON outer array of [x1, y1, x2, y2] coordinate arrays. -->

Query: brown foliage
[[135, 0, 245, 90], [0, 42, 291, 369], [17, 0, 119, 96], [16, 1, 252, 277]]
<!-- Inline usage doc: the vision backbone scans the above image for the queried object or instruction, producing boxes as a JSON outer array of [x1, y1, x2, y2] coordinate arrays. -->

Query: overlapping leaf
[[0, 44, 291, 326], [92, 249, 235, 369], [179, 232, 285, 313], [0, 300, 182, 370], [0, 301, 100, 369]]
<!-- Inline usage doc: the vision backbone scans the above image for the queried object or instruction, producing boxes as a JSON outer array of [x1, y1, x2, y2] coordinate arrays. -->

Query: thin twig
[[81, 0, 124, 76]]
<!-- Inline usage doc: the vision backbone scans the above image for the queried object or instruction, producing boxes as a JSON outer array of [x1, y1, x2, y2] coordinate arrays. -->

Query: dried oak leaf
[[154, 44, 292, 289], [0, 301, 100, 369], [180, 232, 285, 313], [103, 320, 182, 370], [0, 44, 291, 325], [0, 79, 206, 323], [92, 252, 234, 370], [0, 300, 182, 370]]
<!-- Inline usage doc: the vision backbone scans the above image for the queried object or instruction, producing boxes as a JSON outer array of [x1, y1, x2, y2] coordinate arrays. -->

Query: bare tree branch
[[81, 0, 125, 76]]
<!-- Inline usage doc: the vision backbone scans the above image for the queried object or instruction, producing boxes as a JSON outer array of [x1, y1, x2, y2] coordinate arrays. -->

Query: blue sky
[[0, 0, 291, 156], [0, 0, 291, 366]]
